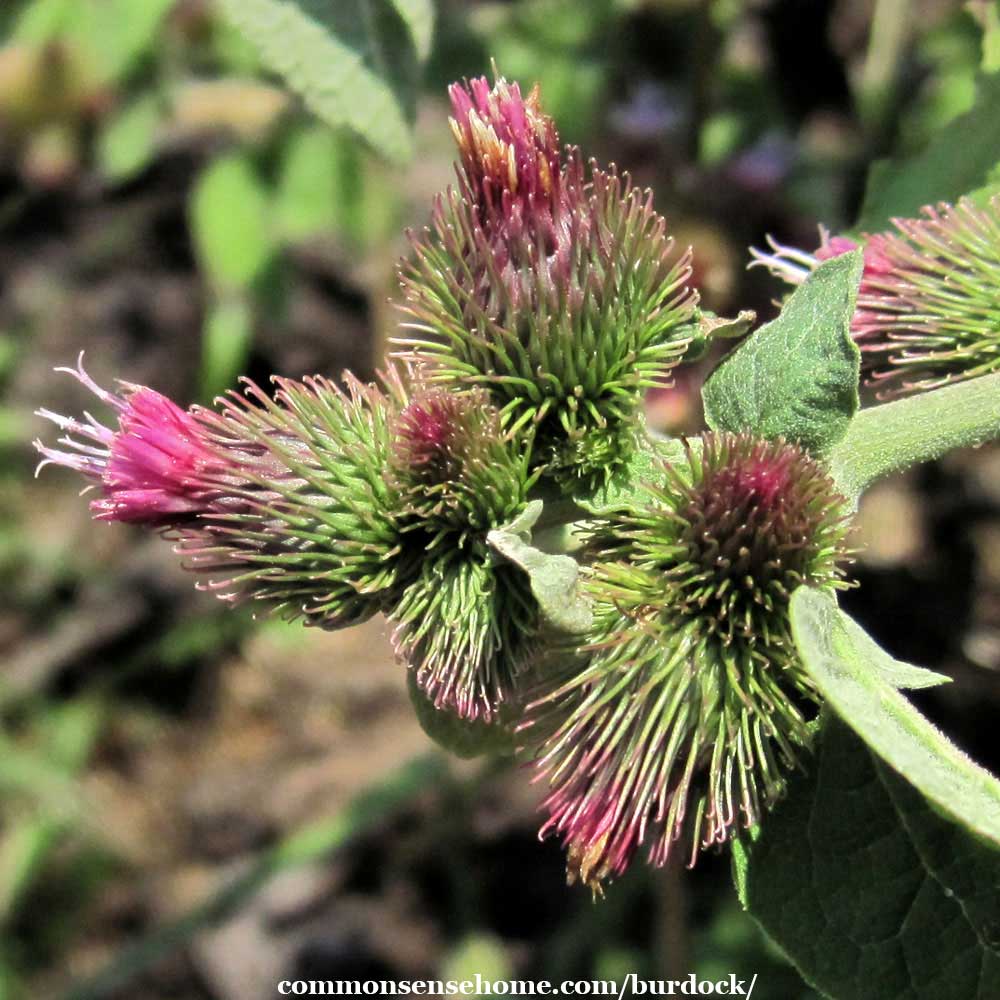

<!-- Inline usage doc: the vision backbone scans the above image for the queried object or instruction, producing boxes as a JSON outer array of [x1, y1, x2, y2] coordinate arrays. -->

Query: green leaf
[[833, 606, 951, 691], [43, 697, 103, 772], [697, 308, 757, 340], [982, 2, 1000, 74], [487, 501, 592, 634], [702, 251, 862, 454], [858, 72, 1000, 231], [0, 818, 65, 924], [274, 125, 400, 248], [388, 0, 434, 61], [16, 0, 175, 84], [216, 0, 415, 164], [200, 298, 254, 403], [12, 0, 74, 43], [274, 125, 344, 240], [790, 587, 1000, 847], [96, 93, 160, 183], [734, 715, 1000, 1000], [441, 934, 513, 984], [407, 671, 517, 759], [676, 308, 755, 366], [190, 154, 275, 291]]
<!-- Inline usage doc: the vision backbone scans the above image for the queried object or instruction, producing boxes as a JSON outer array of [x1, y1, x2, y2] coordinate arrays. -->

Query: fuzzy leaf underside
[[217, 0, 414, 164], [702, 251, 863, 455], [487, 502, 592, 635], [733, 715, 1000, 1000], [790, 587, 1000, 848], [858, 72, 1000, 232]]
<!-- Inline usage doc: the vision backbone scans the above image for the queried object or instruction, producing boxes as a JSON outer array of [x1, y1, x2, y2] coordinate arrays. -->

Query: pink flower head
[[36, 360, 415, 630], [392, 389, 471, 482], [750, 228, 894, 291], [849, 199, 1000, 392], [35, 355, 225, 524], [448, 74, 561, 237], [815, 231, 895, 284]]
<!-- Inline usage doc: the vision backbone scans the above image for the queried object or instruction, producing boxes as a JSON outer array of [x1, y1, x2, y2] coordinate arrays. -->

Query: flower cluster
[[751, 196, 1000, 394], [398, 74, 696, 483], [36, 360, 543, 722], [36, 72, 868, 891]]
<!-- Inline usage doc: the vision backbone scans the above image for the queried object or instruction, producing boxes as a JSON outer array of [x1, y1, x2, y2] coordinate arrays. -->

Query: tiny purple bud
[[393, 388, 479, 484]]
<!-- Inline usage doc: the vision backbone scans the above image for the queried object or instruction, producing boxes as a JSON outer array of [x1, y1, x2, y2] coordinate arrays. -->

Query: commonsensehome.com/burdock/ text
[[276, 973, 760, 996]]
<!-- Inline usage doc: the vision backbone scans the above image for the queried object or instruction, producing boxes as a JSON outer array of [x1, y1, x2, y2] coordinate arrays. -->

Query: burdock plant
[[34, 70, 1000, 986]]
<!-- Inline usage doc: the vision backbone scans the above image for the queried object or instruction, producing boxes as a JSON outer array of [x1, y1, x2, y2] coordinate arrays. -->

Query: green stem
[[827, 373, 1000, 501]]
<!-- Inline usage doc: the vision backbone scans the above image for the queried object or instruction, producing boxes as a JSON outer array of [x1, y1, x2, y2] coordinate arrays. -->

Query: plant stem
[[827, 373, 1000, 501]]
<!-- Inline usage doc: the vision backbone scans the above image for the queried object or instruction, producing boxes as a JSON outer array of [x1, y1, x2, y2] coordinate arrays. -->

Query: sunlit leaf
[[96, 92, 160, 183], [487, 501, 592, 634], [389, 0, 434, 61], [703, 251, 862, 455], [15, 0, 175, 84], [190, 153, 275, 291], [217, 0, 415, 164], [734, 715, 1000, 1000], [858, 72, 1000, 231], [200, 297, 254, 403], [790, 586, 1000, 847]]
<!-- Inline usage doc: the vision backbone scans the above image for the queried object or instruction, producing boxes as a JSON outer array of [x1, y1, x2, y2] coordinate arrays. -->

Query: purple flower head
[[848, 199, 1000, 392], [36, 360, 416, 630], [442, 72, 584, 294], [749, 230, 891, 292], [814, 232, 896, 293], [34, 356, 226, 524], [449, 75, 561, 240], [448, 77, 561, 217]]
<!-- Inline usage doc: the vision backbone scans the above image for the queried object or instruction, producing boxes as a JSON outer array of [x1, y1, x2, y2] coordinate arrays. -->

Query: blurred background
[[1, 0, 999, 997]]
